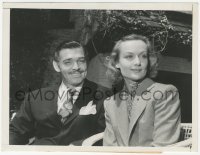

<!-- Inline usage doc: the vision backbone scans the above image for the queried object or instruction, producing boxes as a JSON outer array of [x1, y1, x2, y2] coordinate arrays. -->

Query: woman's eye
[[125, 55, 133, 59], [142, 55, 147, 58]]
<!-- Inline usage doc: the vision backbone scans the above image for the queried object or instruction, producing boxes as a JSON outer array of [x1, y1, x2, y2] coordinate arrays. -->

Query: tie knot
[[129, 82, 139, 97], [68, 88, 76, 97]]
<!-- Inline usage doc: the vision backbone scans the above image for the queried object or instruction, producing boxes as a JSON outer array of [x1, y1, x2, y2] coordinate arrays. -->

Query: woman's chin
[[128, 75, 146, 82]]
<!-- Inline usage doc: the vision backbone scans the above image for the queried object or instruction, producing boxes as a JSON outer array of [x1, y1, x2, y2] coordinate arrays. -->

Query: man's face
[[54, 47, 87, 87]]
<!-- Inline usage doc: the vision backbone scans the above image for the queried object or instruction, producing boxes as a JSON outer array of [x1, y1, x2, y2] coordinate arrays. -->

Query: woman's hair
[[106, 34, 159, 83]]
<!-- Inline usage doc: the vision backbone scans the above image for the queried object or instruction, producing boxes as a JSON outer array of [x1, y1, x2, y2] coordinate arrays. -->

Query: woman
[[103, 34, 181, 146]]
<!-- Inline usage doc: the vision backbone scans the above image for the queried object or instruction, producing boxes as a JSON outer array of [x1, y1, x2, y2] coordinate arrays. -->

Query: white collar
[[58, 81, 82, 97]]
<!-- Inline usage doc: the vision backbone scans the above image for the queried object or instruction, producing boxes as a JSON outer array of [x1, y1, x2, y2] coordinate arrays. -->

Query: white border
[[1, 0, 199, 3], [3, 2, 194, 10], [1, 1, 199, 154]]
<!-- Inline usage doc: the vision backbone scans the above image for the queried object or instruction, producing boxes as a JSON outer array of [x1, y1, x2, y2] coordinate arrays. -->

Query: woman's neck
[[124, 77, 142, 94]]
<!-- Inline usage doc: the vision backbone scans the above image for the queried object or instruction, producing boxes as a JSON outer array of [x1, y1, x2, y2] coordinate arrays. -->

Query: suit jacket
[[10, 79, 113, 145], [103, 78, 181, 147]]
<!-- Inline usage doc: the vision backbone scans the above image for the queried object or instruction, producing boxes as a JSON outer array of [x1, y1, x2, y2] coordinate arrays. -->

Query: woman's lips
[[131, 69, 142, 73]]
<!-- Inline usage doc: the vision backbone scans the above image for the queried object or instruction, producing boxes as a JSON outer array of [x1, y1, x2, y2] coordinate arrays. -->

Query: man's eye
[[64, 61, 71, 65], [78, 59, 86, 63]]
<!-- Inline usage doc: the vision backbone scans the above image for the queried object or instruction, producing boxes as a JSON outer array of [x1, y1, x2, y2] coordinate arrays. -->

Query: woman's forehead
[[119, 40, 148, 54]]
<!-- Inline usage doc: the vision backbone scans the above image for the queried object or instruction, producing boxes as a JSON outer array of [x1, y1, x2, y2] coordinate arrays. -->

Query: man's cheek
[[81, 66, 87, 71], [63, 71, 71, 78]]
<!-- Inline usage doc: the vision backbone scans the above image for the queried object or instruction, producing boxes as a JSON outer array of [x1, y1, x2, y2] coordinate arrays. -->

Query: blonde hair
[[106, 34, 158, 83]]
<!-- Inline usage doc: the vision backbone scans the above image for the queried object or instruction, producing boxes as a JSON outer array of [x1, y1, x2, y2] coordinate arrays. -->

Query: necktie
[[127, 82, 139, 122], [59, 88, 76, 123]]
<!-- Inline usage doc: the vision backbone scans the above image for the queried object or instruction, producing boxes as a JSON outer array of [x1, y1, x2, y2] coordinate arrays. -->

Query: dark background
[[10, 9, 192, 123]]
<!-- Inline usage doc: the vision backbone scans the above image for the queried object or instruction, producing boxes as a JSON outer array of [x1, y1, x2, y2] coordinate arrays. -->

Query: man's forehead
[[59, 47, 85, 59]]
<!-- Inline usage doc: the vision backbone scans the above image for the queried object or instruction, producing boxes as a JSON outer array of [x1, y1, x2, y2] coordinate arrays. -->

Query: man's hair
[[54, 41, 87, 62]]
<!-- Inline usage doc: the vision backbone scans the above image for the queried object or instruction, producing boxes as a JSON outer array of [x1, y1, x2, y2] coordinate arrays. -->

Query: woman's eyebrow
[[140, 51, 148, 54], [124, 51, 147, 54], [124, 52, 134, 55]]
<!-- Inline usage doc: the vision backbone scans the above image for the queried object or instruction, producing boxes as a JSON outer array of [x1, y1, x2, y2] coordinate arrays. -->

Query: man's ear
[[115, 63, 120, 69], [53, 60, 60, 72]]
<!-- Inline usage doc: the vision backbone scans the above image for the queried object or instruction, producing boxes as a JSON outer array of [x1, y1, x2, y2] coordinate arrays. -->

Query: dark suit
[[10, 79, 113, 145]]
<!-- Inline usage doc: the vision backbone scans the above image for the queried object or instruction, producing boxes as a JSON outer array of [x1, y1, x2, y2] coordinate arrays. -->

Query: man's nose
[[134, 55, 141, 66], [72, 61, 80, 70]]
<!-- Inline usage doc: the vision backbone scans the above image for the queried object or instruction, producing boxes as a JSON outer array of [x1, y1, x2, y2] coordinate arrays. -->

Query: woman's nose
[[134, 55, 141, 66]]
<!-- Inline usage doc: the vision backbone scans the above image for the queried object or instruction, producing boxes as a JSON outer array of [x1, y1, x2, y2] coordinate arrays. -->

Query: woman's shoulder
[[149, 82, 179, 102], [151, 82, 178, 93], [103, 95, 118, 109]]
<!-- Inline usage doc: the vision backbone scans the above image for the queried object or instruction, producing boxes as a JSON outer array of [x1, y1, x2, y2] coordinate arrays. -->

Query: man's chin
[[71, 79, 84, 87]]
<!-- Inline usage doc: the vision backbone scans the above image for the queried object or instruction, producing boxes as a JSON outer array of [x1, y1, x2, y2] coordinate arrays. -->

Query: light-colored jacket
[[103, 78, 181, 146]]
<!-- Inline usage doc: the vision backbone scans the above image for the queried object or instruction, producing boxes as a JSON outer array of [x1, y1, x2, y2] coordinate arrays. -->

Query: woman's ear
[[53, 60, 60, 72]]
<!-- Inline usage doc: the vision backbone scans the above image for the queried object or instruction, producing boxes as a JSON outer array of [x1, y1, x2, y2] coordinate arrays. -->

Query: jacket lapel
[[128, 78, 154, 139], [128, 95, 147, 137], [115, 92, 129, 145], [43, 85, 62, 127], [63, 79, 97, 126], [63, 101, 80, 126]]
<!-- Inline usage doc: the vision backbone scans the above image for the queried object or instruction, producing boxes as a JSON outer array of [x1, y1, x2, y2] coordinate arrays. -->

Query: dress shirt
[[57, 81, 82, 113]]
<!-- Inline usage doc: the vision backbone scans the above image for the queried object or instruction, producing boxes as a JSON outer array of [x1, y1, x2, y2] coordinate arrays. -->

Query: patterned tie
[[59, 88, 76, 123], [127, 82, 139, 122]]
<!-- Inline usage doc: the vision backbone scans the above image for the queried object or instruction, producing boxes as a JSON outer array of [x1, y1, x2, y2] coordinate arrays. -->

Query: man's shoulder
[[25, 85, 59, 102], [83, 79, 114, 101], [27, 85, 59, 94], [84, 79, 110, 92]]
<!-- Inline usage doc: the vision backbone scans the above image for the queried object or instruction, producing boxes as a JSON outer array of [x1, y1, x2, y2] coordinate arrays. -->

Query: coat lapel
[[128, 95, 147, 137], [43, 85, 62, 127], [128, 78, 154, 139], [63, 100, 80, 126], [115, 92, 129, 145], [63, 79, 97, 126]]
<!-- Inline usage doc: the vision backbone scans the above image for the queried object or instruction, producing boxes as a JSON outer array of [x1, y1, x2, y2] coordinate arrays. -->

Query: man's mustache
[[69, 70, 85, 74]]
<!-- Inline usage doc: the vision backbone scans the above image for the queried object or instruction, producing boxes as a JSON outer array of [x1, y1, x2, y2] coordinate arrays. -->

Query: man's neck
[[62, 81, 84, 90]]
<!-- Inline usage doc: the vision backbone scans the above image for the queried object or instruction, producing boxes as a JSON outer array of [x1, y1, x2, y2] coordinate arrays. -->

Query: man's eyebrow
[[78, 57, 86, 59], [63, 58, 72, 62], [63, 57, 85, 61]]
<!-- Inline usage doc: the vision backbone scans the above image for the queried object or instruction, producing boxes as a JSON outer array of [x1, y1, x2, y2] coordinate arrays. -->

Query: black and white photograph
[[1, 2, 198, 153]]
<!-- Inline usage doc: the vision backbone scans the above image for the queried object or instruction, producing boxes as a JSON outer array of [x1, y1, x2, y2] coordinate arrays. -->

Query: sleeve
[[96, 102, 106, 133], [103, 101, 118, 146], [152, 85, 181, 146], [94, 86, 112, 133], [9, 94, 35, 145]]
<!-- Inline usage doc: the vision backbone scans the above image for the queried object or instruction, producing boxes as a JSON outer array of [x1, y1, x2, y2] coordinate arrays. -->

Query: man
[[9, 41, 113, 145]]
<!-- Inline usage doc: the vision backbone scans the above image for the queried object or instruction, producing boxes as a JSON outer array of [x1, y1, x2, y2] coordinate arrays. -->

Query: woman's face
[[116, 40, 148, 81]]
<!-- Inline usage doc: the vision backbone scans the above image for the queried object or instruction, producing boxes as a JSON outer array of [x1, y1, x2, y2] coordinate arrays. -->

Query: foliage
[[84, 10, 192, 53]]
